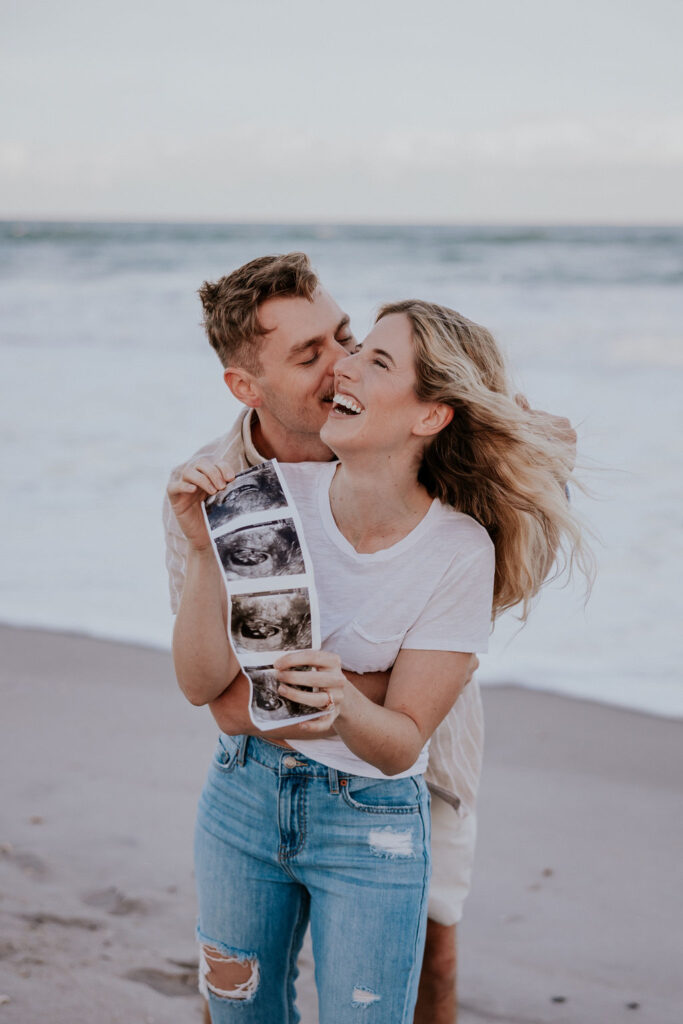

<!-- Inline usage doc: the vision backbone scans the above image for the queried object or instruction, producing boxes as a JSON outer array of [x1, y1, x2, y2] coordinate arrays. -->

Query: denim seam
[[400, 785, 431, 1023], [287, 777, 308, 859], [284, 892, 309, 1024], [339, 786, 420, 815], [277, 777, 308, 868], [213, 738, 239, 774]]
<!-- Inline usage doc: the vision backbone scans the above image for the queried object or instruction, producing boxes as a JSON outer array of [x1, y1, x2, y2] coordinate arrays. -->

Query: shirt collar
[[241, 408, 266, 467]]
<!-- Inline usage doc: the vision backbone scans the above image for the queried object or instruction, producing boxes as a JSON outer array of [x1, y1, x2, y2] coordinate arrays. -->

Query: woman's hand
[[274, 650, 355, 727], [167, 457, 236, 551]]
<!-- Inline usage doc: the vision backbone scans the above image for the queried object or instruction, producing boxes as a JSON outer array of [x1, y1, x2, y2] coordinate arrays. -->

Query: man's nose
[[326, 337, 352, 366], [333, 349, 358, 379]]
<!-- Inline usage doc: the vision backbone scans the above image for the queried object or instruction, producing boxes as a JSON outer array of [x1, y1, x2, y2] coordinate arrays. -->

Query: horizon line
[[2, 215, 683, 229]]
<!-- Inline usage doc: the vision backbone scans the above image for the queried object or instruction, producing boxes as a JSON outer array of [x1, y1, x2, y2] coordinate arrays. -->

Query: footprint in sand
[[81, 886, 148, 915], [18, 912, 100, 931], [125, 964, 198, 997], [0, 844, 49, 880]]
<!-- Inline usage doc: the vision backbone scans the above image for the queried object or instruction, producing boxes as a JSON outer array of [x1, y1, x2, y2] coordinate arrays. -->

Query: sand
[[1, 624, 681, 1024]]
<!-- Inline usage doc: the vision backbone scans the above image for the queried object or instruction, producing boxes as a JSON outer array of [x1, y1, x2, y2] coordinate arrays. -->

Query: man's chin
[[317, 398, 335, 424]]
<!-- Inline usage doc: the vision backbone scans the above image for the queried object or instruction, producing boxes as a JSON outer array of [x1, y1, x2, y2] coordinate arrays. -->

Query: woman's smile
[[330, 390, 365, 416]]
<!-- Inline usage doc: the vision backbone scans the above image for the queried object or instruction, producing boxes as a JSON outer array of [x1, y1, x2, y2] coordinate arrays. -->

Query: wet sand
[[0, 625, 680, 1023]]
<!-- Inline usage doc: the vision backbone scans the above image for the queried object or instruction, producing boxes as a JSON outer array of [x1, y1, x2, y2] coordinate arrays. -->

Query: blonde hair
[[377, 300, 593, 619]]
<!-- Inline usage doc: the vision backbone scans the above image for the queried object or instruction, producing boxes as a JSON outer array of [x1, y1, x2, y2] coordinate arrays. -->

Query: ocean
[[1, 221, 681, 717]]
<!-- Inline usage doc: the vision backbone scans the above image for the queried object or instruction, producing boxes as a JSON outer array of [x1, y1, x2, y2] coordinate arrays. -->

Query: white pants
[[427, 795, 477, 926]]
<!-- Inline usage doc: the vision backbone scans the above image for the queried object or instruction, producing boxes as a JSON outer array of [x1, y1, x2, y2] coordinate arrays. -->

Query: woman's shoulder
[[432, 501, 495, 559]]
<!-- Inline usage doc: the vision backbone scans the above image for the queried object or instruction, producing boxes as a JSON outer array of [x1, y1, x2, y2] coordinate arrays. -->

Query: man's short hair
[[198, 252, 319, 371]]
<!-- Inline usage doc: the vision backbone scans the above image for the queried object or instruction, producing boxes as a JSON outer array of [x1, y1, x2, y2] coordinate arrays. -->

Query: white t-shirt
[[277, 461, 495, 779]]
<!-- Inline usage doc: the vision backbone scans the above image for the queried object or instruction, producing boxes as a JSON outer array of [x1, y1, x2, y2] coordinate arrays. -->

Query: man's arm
[[277, 648, 475, 777]]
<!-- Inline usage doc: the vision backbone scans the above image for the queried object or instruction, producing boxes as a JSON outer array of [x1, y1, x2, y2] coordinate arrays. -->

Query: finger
[[295, 711, 337, 733], [194, 460, 230, 493], [277, 683, 333, 708], [276, 669, 340, 689], [185, 463, 232, 496], [170, 461, 220, 494], [215, 460, 237, 484], [274, 649, 340, 672], [514, 393, 531, 412], [167, 479, 199, 496], [179, 469, 214, 496]]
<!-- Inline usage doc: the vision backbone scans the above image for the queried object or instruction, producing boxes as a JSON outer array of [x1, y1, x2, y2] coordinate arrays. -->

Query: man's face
[[246, 287, 357, 438]]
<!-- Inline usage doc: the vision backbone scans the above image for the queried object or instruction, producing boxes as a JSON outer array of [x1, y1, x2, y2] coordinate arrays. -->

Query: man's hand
[[166, 457, 236, 551], [514, 394, 576, 473], [463, 653, 479, 688]]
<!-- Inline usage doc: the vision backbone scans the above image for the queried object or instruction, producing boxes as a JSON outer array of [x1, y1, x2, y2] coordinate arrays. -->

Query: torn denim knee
[[197, 936, 260, 1003]]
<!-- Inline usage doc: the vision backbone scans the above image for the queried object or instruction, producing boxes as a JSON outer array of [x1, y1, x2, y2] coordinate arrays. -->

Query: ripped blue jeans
[[194, 734, 431, 1023]]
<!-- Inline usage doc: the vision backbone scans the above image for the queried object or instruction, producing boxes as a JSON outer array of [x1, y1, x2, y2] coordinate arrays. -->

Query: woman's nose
[[333, 350, 358, 379]]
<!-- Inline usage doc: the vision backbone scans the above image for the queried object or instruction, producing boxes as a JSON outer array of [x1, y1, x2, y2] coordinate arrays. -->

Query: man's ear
[[224, 366, 262, 408], [413, 402, 454, 438]]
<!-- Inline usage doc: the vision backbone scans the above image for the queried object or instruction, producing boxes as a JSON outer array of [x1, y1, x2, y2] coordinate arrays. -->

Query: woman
[[168, 300, 588, 1023]]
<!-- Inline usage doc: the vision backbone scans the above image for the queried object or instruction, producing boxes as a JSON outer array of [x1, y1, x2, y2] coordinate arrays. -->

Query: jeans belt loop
[[328, 766, 339, 795], [237, 735, 249, 767]]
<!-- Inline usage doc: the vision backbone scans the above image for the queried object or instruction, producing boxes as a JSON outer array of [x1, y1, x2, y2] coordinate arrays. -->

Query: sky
[[2, 0, 682, 222]]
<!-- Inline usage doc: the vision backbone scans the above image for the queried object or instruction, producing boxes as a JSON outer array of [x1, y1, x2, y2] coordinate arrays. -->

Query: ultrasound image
[[205, 462, 288, 530], [230, 589, 312, 654], [215, 519, 305, 580]]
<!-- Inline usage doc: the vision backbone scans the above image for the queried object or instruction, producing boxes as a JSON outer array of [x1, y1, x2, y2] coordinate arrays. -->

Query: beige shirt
[[162, 409, 484, 817]]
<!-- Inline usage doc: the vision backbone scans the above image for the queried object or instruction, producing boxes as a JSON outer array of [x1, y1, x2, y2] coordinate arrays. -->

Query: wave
[[2, 221, 681, 288], [2, 220, 682, 245]]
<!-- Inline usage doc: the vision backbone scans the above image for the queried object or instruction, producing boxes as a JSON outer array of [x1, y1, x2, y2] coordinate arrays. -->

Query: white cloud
[[2, 115, 682, 220], [0, 143, 29, 174]]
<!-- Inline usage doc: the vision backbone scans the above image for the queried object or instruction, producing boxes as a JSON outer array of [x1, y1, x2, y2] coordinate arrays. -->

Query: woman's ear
[[413, 402, 454, 438], [224, 367, 262, 408]]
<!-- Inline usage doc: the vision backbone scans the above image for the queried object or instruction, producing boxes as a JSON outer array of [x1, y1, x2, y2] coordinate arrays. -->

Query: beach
[[1, 624, 680, 1023], [1, 222, 682, 719]]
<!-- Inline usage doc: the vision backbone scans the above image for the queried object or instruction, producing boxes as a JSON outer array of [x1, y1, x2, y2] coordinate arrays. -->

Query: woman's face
[[320, 312, 429, 455]]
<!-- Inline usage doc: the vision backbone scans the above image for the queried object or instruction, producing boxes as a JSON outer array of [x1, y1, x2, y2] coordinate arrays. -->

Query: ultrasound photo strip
[[202, 459, 324, 730]]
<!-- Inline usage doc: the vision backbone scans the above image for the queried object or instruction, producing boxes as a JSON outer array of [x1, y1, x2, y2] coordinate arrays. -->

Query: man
[[164, 252, 572, 1022]]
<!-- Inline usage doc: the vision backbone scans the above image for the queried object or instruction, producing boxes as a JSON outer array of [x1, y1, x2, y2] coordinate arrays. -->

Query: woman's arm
[[276, 648, 473, 776], [208, 667, 391, 739], [167, 455, 241, 705]]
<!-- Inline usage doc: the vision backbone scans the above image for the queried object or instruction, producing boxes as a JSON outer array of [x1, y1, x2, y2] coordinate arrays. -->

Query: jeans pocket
[[211, 734, 240, 775], [340, 775, 422, 814]]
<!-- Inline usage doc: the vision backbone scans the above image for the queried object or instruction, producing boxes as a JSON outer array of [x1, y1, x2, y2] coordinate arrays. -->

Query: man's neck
[[251, 412, 335, 464]]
